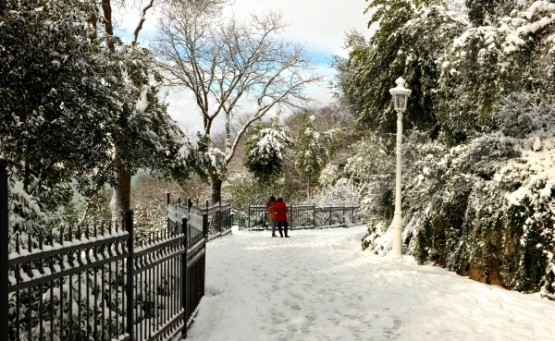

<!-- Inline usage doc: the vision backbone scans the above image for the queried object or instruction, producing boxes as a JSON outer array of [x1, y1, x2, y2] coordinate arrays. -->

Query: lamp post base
[[392, 213, 402, 258]]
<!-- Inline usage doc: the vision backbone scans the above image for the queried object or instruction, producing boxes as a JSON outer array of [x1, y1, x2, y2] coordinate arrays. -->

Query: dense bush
[[361, 99, 555, 299]]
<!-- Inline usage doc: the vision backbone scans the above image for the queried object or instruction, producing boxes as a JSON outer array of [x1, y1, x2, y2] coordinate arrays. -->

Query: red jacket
[[274, 201, 288, 222]]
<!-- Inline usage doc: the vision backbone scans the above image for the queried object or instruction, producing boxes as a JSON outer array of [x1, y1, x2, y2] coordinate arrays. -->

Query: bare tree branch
[[132, 0, 156, 48], [154, 1, 319, 202]]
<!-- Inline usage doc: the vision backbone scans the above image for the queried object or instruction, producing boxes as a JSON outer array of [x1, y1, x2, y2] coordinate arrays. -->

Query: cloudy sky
[[222, 0, 371, 57], [117, 0, 372, 135]]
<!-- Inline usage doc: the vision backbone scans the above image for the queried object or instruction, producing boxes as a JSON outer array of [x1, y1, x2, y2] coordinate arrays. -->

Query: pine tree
[[243, 120, 292, 182]]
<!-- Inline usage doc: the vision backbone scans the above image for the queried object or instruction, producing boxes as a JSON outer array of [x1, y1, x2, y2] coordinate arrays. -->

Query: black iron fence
[[166, 200, 209, 339], [0, 159, 211, 340], [248, 204, 360, 230]]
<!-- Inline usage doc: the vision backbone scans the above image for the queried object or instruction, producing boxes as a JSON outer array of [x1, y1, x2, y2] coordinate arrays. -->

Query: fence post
[[203, 213, 209, 241], [202, 213, 208, 297], [166, 192, 171, 205], [312, 205, 316, 229], [343, 205, 346, 227], [219, 201, 222, 236], [0, 159, 9, 341], [247, 205, 251, 230], [289, 204, 293, 230], [182, 217, 188, 339], [125, 210, 134, 340]]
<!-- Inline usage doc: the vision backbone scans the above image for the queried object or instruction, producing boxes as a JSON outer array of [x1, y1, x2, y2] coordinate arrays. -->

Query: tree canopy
[[0, 0, 196, 221]]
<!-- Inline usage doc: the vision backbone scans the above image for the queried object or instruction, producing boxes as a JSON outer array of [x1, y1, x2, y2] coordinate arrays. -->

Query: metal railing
[[247, 204, 360, 230], [1, 159, 209, 340], [169, 197, 232, 241], [166, 200, 208, 339]]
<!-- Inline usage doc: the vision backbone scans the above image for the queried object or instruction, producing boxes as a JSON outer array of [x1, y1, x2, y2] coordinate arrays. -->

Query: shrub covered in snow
[[243, 123, 292, 181], [362, 98, 555, 299]]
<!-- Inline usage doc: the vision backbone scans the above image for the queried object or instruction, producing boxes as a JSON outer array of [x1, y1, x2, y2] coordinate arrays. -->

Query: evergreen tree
[[337, 0, 461, 141], [243, 119, 292, 182], [0, 0, 196, 222], [438, 0, 555, 143], [466, 0, 515, 26], [0, 0, 117, 210], [294, 113, 330, 198], [94, 0, 198, 220]]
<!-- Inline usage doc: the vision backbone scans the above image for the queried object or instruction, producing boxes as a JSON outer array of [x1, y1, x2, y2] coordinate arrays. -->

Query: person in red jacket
[[274, 197, 289, 238]]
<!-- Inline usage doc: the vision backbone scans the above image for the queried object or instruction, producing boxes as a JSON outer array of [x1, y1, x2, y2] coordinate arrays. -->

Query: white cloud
[[223, 0, 371, 57]]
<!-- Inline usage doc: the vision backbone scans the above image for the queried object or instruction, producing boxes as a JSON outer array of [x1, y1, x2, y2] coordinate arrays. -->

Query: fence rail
[[248, 204, 360, 230], [0, 159, 215, 340]]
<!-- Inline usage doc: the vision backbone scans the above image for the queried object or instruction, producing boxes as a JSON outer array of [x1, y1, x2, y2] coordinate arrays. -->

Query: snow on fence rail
[[0, 159, 216, 341], [247, 204, 360, 230]]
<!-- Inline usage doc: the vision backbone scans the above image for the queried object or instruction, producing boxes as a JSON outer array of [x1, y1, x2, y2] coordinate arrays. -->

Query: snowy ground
[[185, 225, 555, 341]]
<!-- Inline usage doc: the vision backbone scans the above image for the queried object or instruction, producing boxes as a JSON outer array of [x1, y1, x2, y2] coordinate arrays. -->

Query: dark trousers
[[277, 221, 288, 237]]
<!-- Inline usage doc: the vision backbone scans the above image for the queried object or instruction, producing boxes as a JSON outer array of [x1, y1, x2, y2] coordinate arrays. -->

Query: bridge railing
[[247, 204, 360, 230]]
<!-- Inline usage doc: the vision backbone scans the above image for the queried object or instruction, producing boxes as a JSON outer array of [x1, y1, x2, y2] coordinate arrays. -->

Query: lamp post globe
[[389, 77, 411, 258]]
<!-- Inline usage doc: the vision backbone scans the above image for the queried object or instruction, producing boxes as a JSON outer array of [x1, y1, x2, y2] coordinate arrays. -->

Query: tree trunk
[[101, 0, 132, 222], [23, 159, 30, 193], [111, 149, 132, 222], [209, 171, 222, 204]]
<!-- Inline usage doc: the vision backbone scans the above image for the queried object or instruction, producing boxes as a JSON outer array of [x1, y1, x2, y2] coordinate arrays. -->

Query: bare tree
[[155, 1, 318, 203], [99, 0, 222, 220]]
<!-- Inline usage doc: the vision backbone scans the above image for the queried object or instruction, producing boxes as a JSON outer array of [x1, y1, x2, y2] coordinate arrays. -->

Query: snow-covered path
[[185, 226, 555, 341]]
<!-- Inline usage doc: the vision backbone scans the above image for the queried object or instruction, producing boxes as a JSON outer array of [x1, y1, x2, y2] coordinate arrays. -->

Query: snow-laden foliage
[[0, 0, 116, 203], [226, 171, 286, 213], [294, 115, 331, 196], [0, 0, 197, 231], [115, 45, 197, 181], [243, 123, 292, 181], [333, 0, 555, 298], [340, 1, 555, 144], [309, 178, 361, 207], [343, 134, 396, 221], [337, 1, 465, 137], [7, 177, 63, 256], [362, 94, 555, 298], [318, 163, 339, 188], [438, 0, 555, 143], [197, 134, 226, 179]]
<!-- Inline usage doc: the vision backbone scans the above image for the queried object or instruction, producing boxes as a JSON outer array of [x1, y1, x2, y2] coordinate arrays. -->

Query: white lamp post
[[389, 77, 411, 258]]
